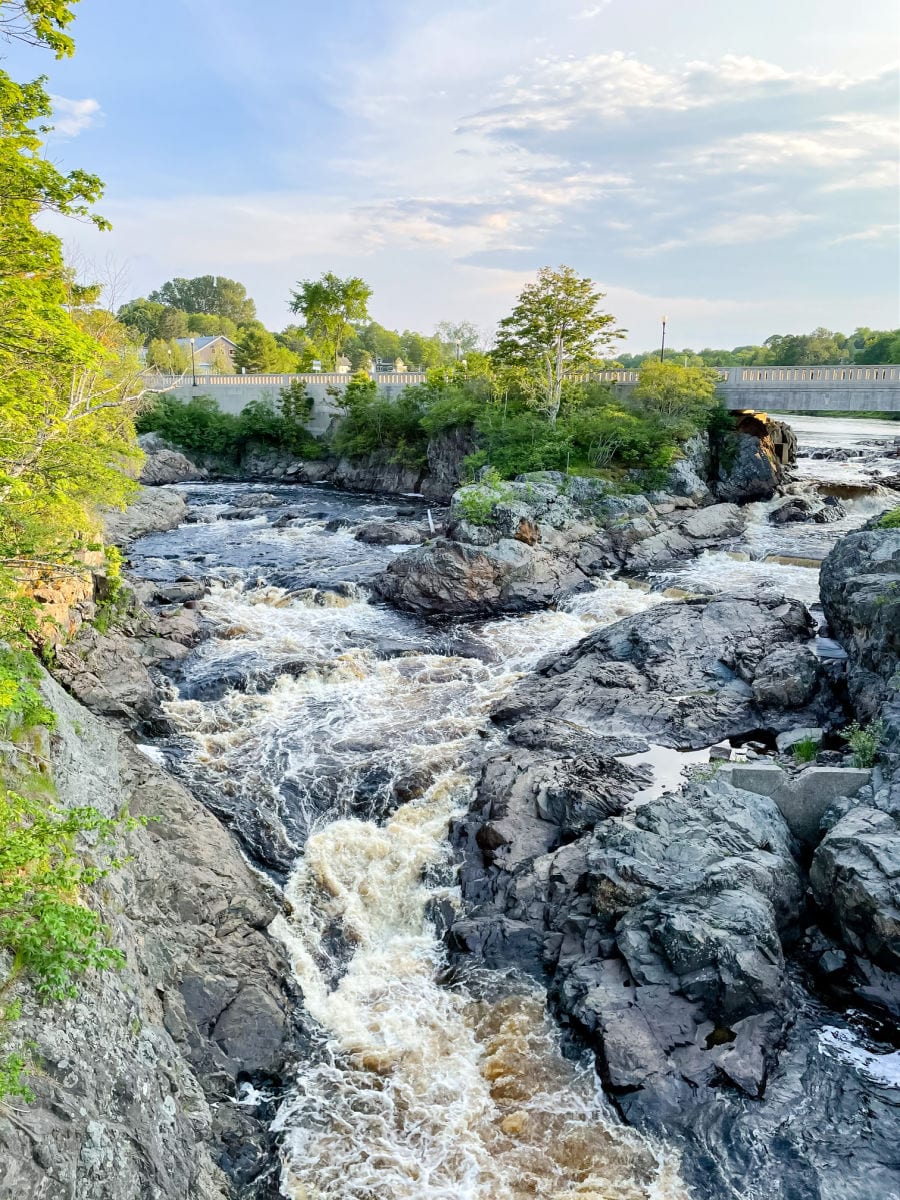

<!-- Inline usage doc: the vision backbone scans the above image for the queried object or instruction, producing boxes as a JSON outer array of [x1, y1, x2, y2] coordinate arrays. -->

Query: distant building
[[374, 357, 409, 373], [175, 335, 238, 373]]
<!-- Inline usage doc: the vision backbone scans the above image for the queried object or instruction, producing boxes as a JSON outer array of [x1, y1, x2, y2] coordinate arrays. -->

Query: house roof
[[174, 335, 237, 351]]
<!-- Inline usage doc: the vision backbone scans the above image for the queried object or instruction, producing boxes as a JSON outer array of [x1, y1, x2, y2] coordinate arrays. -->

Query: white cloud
[[463, 52, 882, 134], [49, 95, 102, 138], [829, 223, 899, 245], [645, 210, 815, 255], [690, 113, 899, 175], [573, 2, 613, 18]]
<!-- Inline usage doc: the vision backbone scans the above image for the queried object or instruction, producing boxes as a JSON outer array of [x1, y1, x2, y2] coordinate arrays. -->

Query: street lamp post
[[189, 336, 197, 388], [660, 316, 668, 363], [455, 339, 461, 363]]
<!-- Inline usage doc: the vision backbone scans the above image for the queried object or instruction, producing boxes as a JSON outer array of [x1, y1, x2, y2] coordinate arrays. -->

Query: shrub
[[878, 508, 900, 529], [330, 375, 429, 466], [454, 480, 512, 526], [839, 719, 885, 768], [136, 392, 323, 461], [0, 782, 137, 1100]]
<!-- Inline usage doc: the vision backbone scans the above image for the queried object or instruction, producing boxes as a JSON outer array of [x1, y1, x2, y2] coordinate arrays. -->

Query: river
[[126, 417, 898, 1200]]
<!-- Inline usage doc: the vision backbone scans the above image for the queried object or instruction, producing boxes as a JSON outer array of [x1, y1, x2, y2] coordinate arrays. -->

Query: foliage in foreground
[[0, 1, 141, 1104]]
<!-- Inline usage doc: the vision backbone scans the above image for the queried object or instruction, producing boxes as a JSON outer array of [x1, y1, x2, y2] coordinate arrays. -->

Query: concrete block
[[776, 727, 823, 754], [719, 763, 786, 797], [773, 766, 871, 846]]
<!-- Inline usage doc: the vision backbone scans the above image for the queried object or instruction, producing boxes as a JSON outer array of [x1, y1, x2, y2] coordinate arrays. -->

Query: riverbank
[[0, 571, 306, 1198]]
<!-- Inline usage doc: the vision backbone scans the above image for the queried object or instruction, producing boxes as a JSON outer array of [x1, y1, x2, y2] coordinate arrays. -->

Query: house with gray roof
[[174, 335, 238, 373]]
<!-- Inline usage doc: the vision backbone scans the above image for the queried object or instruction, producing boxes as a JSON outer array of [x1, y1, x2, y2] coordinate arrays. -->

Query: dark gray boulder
[[811, 802, 900, 977], [354, 520, 425, 545], [769, 495, 846, 524], [138, 433, 207, 485], [820, 524, 900, 717], [713, 414, 797, 502], [493, 590, 825, 746], [373, 536, 593, 615], [451, 773, 802, 1114]]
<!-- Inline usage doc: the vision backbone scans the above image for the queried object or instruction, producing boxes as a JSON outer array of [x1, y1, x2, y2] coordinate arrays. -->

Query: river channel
[[126, 416, 899, 1200]]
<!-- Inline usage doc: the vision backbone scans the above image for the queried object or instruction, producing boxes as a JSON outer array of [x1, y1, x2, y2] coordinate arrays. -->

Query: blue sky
[[6, 0, 899, 349]]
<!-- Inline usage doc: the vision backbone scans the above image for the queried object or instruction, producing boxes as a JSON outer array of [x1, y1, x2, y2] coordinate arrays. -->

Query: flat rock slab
[[775, 726, 824, 753]]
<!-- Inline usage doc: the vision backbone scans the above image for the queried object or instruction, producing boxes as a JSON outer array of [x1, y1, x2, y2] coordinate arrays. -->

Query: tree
[[186, 312, 239, 340], [854, 329, 900, 364], [116, 297, 166, 342], [233, 324, 297, 373], [155, 306, 189, 340], [435, 320, 481, 360], [0, 1, 79, 57], [494, 266, 624, 423], [146, 338, 189, 373], [148, 275, 256, 324], [631, 361, 719, 435], [400, 330, 442, 369], [289, 272, 372, 370], [763, 328, 846, 365], [0, 65, 150, 565]]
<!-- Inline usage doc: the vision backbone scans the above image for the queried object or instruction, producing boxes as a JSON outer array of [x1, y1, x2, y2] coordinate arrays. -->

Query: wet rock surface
[[820, 523, 900, 717], [0, 672, 305, 1200], [374, 476, 759, 616], [24, 453, 900, 1200]]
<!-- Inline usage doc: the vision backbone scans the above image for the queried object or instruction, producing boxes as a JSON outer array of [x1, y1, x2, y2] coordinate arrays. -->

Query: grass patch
[[791, 736, 820, 764]]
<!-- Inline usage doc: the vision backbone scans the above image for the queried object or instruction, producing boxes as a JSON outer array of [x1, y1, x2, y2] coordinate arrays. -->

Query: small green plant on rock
[[0, 649, 56, 735], [792, 736, 820, 764], [455, 472, 513, 526], [877, 508, 900, 529], [839, 719, 885, 768]]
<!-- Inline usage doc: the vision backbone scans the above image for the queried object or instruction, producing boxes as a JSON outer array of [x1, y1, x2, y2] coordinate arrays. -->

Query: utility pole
[[660, 316, 667, 363], [189, 336, 197, 388]]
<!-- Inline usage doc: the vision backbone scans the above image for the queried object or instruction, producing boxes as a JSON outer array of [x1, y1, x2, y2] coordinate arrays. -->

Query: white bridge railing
[[145, 365, 900, 391], [730, 365, 900, 385]]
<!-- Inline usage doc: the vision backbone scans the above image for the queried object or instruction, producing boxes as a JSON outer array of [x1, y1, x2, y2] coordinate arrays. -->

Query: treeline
[[118, 271, 480, 374], [120, 267, 900, 379], [618, 326, 900, 369]]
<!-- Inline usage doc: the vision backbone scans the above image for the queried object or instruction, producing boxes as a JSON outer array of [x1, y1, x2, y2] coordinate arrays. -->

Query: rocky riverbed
[[5, 416, 899, 1200]]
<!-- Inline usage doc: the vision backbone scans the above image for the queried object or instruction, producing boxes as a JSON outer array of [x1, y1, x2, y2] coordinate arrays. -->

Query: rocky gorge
[[2, 415, 899, 1199]]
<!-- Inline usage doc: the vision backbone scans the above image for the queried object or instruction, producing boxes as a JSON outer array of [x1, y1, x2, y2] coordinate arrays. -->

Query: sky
[[5, 0, 899, 350]]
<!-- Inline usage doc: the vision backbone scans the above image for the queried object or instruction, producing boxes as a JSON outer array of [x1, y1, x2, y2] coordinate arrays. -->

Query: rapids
[[125, 416, 899, 1199]]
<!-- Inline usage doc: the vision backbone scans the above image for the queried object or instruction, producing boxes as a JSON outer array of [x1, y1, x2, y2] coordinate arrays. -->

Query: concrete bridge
[[146, 364, 900, 431]]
